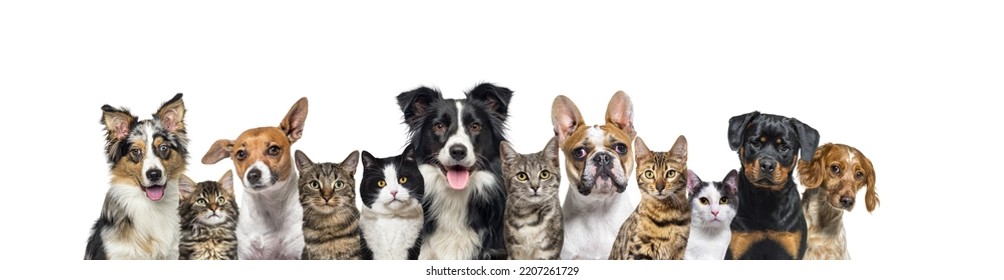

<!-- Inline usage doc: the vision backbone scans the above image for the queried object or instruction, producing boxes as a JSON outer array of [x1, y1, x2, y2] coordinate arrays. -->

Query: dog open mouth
[[142, 185, 166, 201], [441, 165, 472, 190]]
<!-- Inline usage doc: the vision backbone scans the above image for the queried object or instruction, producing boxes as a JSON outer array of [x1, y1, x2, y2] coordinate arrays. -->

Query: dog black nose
[[840, 196, 855, 208], [146, 169, 162, 183], [759, 160, 776, 173], [449, 144, 467, 161], [247, 169, 262, 184], [592, 153, 612, 166]]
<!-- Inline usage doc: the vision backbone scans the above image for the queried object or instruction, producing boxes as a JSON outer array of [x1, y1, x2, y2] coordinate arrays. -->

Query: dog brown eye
[[855, 172, 864, 180], [613, 143, 628, 154], [780, 144, 790, 152], [268, 145, 281, 156], [434, 123, 445, 132], [470, 122, 481, 133], [749, 140, 761, 148], [572, 148, 587, 160], [236, 150, 247, 160], [130, 147, 142, 157], [830, 164, 840, 174], [720, 197, 729, 204], [699, 197, 710, 205]]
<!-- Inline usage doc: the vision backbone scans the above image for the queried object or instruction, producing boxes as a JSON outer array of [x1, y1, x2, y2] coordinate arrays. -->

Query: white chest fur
[[684, 226, 731, 260], [360, 207, 423, 259], [102, 181, 181, 260], [417, 164, 497, 260], [560, 190, 633, 260], [236, 176, 304, 260]]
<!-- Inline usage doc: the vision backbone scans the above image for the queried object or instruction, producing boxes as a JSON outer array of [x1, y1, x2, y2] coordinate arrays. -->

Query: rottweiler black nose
[[449, 144, 467, 161], [840, 196, 855, 208], [248, 168, 262, 184], [759, 160, 776, 173], [146, 169, 162, 183], [592, 153, 612, 166]]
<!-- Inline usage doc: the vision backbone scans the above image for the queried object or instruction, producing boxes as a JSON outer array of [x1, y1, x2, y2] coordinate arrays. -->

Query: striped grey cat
[[295, 150, 362, 260], [178, 171, 239, 260], [500, 137, 563, 260]]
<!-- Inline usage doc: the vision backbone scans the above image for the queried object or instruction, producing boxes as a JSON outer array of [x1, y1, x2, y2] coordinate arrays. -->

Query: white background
[[1, 0, 1001, 278]]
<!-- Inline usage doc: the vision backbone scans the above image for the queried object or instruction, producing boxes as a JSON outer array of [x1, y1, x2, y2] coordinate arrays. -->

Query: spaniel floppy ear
[[862, 153, 879, 212], [797, 144, 831, 189]]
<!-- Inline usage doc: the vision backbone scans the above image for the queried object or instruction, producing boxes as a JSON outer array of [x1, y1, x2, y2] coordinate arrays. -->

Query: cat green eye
[[399, 177, 408, 184], [197, 198, 207, 206], [335, 181, 345, 189], [516, 172, 529, 181], [666, 170, 677, 178], [539, 170, 551, 179], [309, 180, 321, 189], [644, 170, 654, 179], [720, 197, 729, 204], [377, 180, 387, 187], [699, 197, 709, 205], [218, 196, 227, 204]]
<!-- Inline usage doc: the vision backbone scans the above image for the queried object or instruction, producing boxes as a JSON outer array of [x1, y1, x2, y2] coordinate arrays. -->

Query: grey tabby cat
[[178, 170, 239, 260], [499, 137, 563, 260], [295, 150, 362, 260]]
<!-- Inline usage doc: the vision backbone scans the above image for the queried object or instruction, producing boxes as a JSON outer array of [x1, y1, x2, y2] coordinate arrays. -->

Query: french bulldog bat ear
[[178, 175, 196, 199], [551, 95, 585, 146], [361, 150, 378, 169], [281, 97, 309, 144], [218, 170, 235, 193], [468, 83, 513, 121], [797, 143, 831, 189], [499, 141, 518, 168], [543, 136, 560, 168], [155, 93, 185, 133], [294, 149, 313, 172], [634, 136, 650, 163], [605, 91, 636, 139], [791, 118, 820, 162], [670, 135, 688, 163], [397, 87, 443, 128], [685, 169, 702, 195], [202, 139, 234, 164], [728, 111, 760, 151], [723, 169, 740, 195], [341, 150, 361, 177], [101, 105, 136, 142]]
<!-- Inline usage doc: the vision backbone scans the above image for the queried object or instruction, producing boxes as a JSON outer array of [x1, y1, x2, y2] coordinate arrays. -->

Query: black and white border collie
[[397, 83, 512, 260], [85, 93, 189, 260]]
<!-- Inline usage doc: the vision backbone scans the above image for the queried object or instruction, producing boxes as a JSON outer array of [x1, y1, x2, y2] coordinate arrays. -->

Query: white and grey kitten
[[684, 169, 739, 260], [500, 137, 563, 260]]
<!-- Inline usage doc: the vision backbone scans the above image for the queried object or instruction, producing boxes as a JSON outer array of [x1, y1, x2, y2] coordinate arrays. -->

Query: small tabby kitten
[[295, 150, 362, 260], [684, 169, 739, 260], [610, 135, 690, 260], [178, 170, 239, 260], [358, 150, 425, 260], [500, 137, 563, 260]]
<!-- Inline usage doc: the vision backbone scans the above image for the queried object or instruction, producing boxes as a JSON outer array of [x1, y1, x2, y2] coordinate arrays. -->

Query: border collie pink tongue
[[144, 185, 165, 201], [446, 166, 470, 190]]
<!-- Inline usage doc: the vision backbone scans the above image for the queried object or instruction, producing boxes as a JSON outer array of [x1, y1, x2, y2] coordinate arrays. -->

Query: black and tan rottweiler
[[725, 111, 819, 260]]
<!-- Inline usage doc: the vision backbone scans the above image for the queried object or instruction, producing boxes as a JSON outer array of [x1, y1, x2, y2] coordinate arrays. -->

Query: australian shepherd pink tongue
[[446, 166, 470, 190], [144, 185, 166, 201]]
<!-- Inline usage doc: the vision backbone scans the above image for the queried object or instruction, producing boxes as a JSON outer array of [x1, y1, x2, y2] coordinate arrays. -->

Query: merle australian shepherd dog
[[397, 83, 512, 260]]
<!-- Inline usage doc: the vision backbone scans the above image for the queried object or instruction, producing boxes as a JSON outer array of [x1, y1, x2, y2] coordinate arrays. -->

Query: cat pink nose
[[391, 190, 398, 197], [711, 211, 719, 217]]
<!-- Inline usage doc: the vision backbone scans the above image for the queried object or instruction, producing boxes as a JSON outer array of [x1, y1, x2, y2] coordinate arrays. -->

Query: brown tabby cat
[[178, 171, 239, 260], [609, 135, 690, 260], [295, 150, 362, 260]]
